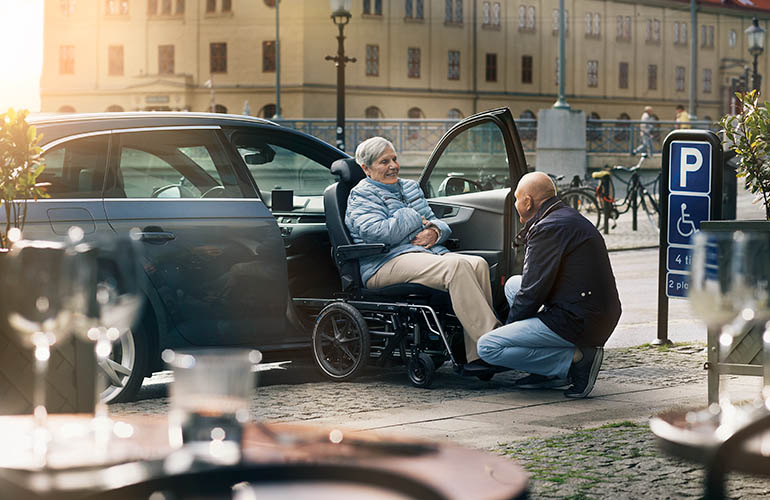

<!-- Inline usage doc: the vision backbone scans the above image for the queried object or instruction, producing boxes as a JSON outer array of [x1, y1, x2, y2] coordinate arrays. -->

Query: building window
[[729, 29, 737, 48], [585, 12, 600, 38], [404, 0, 423, 19], [206, 0, 215, 13], [365, 106, 383, 118], [455, 0, 462, 22], [480, 2, 499, 27], [519, 5, 535, 32], [527, 6, 535, 30], [161, 0, 171, 14], [616, 15, 630, 40], [648, 64, 657, 90], [675, 66, 685, 92], [222, 0, 231, 12], [445, 0, 452, 22], [105, 0, 129, 15], [587, 60, 598, 87], [485, 53, 497, 82], [619, 62, 628, 89], [366, 44, 379, 76], [482, 2, 490, 25], [448, 50, 460, 80], [703, 68, 712, 93], [522, 55, 533, 84], [408, 107, 424, 119], [159, 45, 174, 74], [59, 45, 75, 74], [61, 0, 76, 16], [653, 19, 661, 42], [108, 45, 124, 76], [405, 0, 412, 18], [176, 0, 184, 14], [674, 22, 687, 46], [552, 9, 568, 35], [408, 47, 421, 78], [416, 0, 424, 19], [701, 25, 714, 48], [492, 2, 500, 27], [210, 42, 227, 73], [448, 108, 463, 119], [262, 41, 275, 72], [363, 0, 382, 15], [148, 0, 157, 15]]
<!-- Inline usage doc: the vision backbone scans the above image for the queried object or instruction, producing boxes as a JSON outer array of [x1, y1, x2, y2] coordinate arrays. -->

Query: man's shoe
[[564, 347, 604, 399], [514, 373, 570, 390], [462, 359, 496, 374]]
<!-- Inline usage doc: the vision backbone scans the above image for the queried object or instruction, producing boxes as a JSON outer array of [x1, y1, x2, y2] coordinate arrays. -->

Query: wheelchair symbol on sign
[[676, 203, 697, 238]]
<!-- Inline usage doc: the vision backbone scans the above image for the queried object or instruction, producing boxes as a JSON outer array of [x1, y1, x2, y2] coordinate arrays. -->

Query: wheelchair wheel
[[408, 353, 435, 388], [312, 302, 370, 381]]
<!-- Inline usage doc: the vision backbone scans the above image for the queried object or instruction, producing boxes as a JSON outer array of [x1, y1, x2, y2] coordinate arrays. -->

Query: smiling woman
[[0, 0, 43, 112]]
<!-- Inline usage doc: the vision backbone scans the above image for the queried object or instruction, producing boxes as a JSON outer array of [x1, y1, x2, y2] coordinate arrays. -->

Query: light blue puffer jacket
[[345, 177, 451, 286]]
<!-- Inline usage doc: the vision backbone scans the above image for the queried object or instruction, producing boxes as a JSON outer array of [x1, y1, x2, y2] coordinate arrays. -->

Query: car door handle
[[138, 231, 176, 243]]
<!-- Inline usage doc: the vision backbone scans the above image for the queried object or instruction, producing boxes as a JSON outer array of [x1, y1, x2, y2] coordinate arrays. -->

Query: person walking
[[675, 105, 691, 129], [632, 106, 655, 156], [477, 172, 622, 398]]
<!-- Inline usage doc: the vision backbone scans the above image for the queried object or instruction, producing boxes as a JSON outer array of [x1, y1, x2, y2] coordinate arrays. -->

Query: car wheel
[[101, 323, 149, 404]]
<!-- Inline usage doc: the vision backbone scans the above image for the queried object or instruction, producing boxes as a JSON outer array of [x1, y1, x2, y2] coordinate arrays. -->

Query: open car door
[[418, 108, 529, 312]]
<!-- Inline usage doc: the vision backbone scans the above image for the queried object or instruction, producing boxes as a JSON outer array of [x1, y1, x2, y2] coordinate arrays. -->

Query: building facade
[[42, 0, 770, 123]]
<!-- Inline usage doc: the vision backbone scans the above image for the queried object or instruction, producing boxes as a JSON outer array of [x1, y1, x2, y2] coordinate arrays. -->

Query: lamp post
[[745, 17, 765, 92], [325, 0, 356, 151]]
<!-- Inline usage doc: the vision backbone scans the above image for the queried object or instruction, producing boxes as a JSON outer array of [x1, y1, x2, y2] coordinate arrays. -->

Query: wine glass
[[689, 230, 747, 429], [4, 239, 72, 467]]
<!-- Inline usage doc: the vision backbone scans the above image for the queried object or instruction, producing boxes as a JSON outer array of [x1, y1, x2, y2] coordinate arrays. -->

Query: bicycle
[[548, 173, 602, 228], [593, 154, 660, 233]]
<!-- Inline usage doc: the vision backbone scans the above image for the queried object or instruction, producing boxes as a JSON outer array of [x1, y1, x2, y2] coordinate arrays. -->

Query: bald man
[[477, 172, 621, 398]]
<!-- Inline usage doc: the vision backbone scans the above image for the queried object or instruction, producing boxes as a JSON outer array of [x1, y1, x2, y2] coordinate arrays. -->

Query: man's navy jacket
[[508, 196, 622, 347]]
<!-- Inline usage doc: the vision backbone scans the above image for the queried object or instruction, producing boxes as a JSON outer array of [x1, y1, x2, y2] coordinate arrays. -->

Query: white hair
[[355, 136, 395, 167]]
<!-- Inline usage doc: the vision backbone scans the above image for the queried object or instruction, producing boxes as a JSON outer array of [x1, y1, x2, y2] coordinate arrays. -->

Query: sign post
[[655, 130, 723, 345]]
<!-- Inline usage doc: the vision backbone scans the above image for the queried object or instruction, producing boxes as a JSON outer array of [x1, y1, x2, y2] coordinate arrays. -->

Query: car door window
[[232, 134, 335, 213], [424, 122, 509, 198], [39, 134, 109, 198], [107, 129, 243, 199]]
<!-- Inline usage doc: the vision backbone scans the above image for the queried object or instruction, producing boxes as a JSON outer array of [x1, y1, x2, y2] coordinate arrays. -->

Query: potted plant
[[0, 108, 49, 249]]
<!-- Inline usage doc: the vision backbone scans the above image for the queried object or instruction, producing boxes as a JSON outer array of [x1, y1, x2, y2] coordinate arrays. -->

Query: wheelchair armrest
[[335, 243, 389, 262], [444, 238, 460, 250]]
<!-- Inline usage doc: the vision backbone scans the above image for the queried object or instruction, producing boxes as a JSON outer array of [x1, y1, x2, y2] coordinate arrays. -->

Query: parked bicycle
[[593, 154, 660, 234], [548, 173, 602, 228]]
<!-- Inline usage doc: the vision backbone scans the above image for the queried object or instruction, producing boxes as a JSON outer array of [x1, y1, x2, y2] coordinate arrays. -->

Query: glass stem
[[32, 336, 51, 467], [763, 320, 770, 407], [94, 337, 110, 420]]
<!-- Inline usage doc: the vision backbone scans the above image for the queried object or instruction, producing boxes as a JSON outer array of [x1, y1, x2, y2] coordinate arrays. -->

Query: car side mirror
[[439, 176, 481, 196]]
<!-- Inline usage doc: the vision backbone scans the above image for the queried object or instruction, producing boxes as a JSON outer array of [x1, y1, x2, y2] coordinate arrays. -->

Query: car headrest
[[331, 158, 366, 184]]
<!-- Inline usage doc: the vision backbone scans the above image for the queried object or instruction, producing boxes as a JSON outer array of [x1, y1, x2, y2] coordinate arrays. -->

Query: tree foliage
[[720, 90, 770, 220], [0, 108, 49, 248]]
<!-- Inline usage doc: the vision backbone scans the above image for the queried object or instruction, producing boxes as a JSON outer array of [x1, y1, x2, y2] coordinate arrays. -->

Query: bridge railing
[[274, 118, 716, 155]]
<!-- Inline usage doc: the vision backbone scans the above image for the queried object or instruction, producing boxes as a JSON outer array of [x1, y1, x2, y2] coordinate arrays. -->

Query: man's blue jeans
[[477, 276, 575, 378]]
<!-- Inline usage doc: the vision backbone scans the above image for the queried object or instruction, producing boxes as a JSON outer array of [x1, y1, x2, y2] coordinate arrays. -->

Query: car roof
[[29, 111, 277, 127]]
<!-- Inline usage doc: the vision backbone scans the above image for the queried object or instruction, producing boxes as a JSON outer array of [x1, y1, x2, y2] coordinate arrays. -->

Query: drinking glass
[[4, 239, 72, 467], [689, 230, 746, 428]]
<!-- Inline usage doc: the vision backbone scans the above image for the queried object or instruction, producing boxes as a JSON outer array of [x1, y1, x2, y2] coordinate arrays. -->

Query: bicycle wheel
[[561, 189, 601, 228], [640, 189, 660, 232]]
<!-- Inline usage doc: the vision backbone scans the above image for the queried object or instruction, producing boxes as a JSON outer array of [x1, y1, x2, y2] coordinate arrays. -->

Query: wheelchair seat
[[324, 158, 449, 304]]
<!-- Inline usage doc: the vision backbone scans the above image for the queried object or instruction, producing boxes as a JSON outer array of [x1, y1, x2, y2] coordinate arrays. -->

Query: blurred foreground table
[[651, 408, 770, 500], [0, 415, 527, 499]]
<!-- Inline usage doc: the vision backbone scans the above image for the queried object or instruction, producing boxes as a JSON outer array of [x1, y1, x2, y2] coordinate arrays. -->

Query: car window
[[107, 129, 243, 199], [232, 134, 335, 213], [39, 134, 109, 198], [425, 122, 509, 198]]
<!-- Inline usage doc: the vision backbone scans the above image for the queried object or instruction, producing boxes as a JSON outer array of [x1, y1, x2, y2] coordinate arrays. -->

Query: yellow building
[[41, 0, 769, 123]]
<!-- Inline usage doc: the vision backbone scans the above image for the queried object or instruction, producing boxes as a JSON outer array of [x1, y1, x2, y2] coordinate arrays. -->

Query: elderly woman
[[345, 136, 500, 367]]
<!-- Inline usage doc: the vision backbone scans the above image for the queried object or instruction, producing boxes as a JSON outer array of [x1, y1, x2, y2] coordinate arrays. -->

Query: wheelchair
[[297, 158, 500, 388]]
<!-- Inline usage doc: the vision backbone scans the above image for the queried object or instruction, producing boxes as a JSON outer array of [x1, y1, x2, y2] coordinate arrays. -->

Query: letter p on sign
[[679, 147, 703, 188]]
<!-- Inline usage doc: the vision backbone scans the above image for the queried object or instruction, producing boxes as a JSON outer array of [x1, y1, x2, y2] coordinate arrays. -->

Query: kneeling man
[[477, 172, 621, 398]]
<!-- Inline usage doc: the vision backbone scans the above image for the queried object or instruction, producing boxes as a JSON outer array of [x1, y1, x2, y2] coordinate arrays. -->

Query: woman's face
[[363, 146, 400, 184]]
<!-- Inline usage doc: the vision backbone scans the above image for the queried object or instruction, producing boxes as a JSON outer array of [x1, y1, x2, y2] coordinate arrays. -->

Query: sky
[[0, 0, 43, 112]]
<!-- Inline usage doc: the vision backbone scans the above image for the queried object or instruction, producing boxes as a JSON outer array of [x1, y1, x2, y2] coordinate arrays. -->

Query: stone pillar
[[535, 108, 587, 180]]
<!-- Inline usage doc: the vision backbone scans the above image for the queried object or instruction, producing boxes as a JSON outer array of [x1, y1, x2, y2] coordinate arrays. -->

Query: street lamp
[[745, 17, 765, 92], [325, 0, 356, 151]]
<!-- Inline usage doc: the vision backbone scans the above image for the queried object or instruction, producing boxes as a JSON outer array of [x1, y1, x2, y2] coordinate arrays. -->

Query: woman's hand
[[412, 217, 439, 248]]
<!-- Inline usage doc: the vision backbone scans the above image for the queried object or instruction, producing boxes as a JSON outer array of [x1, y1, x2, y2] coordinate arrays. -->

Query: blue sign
[[667, 247, 692, 272], [667, 193, 710, 246], [669, 141, 712, 195], [666, 272, 690, 298]]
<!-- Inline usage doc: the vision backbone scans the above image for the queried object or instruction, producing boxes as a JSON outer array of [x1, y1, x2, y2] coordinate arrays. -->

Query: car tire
[[102, 314, 151, 404]]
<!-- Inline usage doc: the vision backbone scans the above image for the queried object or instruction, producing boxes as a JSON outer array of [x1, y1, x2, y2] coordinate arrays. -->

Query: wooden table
[[651, 408, 770, 500], [0, 415, 528, 499]]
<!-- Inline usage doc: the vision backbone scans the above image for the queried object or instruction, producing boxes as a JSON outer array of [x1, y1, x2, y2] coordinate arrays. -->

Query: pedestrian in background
[[632, 106, 655, 156], [675, 104, 691, 129]]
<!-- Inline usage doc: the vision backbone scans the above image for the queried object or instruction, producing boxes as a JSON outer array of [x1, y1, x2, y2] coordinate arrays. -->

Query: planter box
[[0, 329, 95, 415], [701, 220, 770, 405]]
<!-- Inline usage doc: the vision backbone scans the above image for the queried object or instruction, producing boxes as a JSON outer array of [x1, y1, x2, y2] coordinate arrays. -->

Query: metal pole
[[209, 73, 216, 112], [753, 53, 760, 91], [275, 0, 281, 118], [689, 0, 697, 118], [336, 22, 346, 151], [553, 0, 569, 109]]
